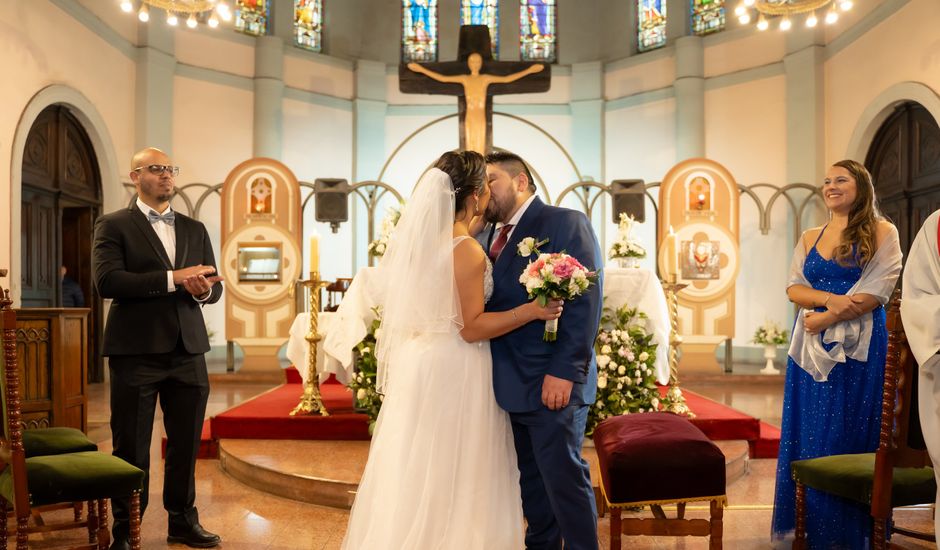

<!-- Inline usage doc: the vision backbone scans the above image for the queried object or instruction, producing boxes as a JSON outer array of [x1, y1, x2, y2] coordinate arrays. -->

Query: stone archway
[[11, 85, 120, 382]]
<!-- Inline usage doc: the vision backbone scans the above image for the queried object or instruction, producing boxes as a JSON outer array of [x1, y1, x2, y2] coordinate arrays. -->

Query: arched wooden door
[[21, 104, 104, 382], [865, 102, 940, 256]]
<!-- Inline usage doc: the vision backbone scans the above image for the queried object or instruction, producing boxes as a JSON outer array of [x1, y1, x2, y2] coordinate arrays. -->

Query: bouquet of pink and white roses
[[517, 237, 598, 342]]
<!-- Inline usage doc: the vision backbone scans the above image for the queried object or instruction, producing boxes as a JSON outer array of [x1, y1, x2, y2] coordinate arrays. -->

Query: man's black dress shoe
[[109, 539, 130, 550], [167, 523, 222, 548]]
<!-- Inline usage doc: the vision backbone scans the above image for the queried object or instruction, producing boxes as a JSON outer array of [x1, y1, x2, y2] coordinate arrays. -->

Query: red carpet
[[189, 369, 780, 460], [210, 369, 371, 441]]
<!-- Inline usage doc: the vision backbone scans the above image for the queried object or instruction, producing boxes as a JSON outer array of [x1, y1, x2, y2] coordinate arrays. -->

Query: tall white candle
[[309, 233, 320, 274]]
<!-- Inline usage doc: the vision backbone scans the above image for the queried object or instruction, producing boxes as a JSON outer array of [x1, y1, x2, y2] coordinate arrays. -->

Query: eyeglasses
[[134, 164, 180, 176]]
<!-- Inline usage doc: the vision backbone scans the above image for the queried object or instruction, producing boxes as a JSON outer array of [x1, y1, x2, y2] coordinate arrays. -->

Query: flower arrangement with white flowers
[[752, 321, 789, 346], [348, 307, 383, 434], [587, 304, 660, 436], [608, 213, 647, 260], [367, 205, 404, 258]]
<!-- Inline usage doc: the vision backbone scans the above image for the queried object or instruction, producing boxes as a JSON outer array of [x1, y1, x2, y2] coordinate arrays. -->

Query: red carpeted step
[[210, 370, 371, 440], [657, 386, 761, 442], [750, 421, 781, 459], [161, 419, 218, 460]]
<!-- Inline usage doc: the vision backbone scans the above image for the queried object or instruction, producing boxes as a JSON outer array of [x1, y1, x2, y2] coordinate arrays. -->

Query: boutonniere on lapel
[[516, 237, 549, 258], [516, 237, 599, 342]]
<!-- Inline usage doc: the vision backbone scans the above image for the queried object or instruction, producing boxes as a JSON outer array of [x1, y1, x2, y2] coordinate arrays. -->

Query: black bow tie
[[148, 210, 175, 226]]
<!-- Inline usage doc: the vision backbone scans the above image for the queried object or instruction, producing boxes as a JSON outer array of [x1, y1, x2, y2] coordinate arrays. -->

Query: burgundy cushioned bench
[[593, 412, 727, 549]]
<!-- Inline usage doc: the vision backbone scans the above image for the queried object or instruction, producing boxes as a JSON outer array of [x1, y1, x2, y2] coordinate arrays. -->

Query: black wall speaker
[[610, 179, 646, 223], [314, 178, 350, 231]]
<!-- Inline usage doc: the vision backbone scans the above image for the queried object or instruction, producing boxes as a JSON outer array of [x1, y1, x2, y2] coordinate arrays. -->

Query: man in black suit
[[93, 147, 223, 549]]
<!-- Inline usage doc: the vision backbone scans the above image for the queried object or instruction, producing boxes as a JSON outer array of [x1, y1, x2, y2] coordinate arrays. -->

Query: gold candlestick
[[291, 272, 332, 416], [661, 274, 694, 418]]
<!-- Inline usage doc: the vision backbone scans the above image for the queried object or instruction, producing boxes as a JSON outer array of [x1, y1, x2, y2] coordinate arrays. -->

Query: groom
[[483, 152, 603, 549]]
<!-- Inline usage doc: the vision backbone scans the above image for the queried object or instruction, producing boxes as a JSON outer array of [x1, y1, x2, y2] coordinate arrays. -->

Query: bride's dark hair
[[433, 150, 486, 214]]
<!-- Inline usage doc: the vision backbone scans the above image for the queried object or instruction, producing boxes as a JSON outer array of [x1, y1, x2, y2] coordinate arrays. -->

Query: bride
[[341, 151, 563, 549]]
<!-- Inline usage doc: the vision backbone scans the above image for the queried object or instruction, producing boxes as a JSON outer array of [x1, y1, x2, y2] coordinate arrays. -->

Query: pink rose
[[553, 262, 575, 279]]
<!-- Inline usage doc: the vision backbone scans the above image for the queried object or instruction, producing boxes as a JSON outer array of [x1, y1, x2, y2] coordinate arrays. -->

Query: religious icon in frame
[[681, 239, 720, 280]]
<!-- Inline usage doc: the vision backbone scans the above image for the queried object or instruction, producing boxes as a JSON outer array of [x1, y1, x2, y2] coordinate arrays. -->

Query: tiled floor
[[15, 361, 936, 549]]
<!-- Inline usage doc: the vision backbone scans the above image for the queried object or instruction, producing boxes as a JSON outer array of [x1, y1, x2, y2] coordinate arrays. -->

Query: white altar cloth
[[602, 264, 671, 385]]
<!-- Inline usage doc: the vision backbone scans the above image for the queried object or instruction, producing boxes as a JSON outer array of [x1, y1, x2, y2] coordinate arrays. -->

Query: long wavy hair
[[831, 159, 881, 268]]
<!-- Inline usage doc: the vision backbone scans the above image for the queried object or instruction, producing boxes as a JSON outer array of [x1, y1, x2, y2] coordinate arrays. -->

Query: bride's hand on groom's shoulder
[[526, 298, 564, 321]]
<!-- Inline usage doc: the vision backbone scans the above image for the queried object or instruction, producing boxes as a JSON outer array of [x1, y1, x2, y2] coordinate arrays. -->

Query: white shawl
[[787, 225, 902, 382], [901, 210, 940, 367]]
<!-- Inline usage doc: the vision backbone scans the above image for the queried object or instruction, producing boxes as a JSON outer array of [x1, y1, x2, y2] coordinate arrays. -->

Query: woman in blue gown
[[772, 160, 903, 548]]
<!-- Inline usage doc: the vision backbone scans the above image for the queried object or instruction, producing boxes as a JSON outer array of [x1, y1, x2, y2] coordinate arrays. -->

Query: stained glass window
[[402, 0, 439, 62], [691, 0, 725, 35], [294, 0, 322, 52], [520, 0, 556, 63], [235, 0, 268, 36], [460, 0, 499, 59], [637, 0, 666, 52]]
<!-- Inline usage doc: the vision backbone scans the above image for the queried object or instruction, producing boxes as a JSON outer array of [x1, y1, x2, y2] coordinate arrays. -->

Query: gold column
[[290, 272, 331, 416], [661, 276, 694, 418]]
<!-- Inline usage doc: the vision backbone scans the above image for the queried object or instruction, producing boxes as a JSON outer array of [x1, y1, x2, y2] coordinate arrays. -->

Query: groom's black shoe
[[166, 523, 221, 548], [108, 538, 130, 550]]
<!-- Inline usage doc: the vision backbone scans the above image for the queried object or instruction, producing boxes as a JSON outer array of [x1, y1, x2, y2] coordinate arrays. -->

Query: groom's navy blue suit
[[485, 197, 603, 550]]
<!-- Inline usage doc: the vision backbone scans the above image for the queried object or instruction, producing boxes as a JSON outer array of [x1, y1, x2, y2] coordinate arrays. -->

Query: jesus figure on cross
[[400, 25, 551, 154], [407, 54, 543, 154]]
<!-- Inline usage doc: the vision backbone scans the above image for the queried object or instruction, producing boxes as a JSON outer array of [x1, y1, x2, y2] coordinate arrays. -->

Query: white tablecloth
[[286, 311, 349, 385], [287, 267, 384, 385], [602, 265, 671, 384], [288, 264, 671, 386]]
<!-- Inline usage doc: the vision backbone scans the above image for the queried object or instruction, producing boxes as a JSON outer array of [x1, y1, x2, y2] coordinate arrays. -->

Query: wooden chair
[[324, 278, 352, 312], [0, 285, 145, 550], [594, 412, 726, 549], [791, 291, 937, 549]]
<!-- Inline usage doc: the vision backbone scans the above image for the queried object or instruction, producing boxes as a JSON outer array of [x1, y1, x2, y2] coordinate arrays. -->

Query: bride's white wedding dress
[[341, 237, 524, 550]]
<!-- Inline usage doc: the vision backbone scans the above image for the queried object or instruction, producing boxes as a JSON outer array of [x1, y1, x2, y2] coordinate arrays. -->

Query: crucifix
[[399, 25, 552, 154]]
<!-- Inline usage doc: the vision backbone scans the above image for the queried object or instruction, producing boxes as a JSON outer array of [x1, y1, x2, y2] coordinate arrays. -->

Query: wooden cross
[[399, 25, 552, 154]]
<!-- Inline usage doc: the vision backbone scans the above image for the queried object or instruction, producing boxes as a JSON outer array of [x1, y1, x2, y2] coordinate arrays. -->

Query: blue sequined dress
[[771, 229, 886, 549]]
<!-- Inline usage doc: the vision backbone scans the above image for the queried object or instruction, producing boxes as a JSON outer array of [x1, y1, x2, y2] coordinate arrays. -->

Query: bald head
[[131, 147, 169, 171]]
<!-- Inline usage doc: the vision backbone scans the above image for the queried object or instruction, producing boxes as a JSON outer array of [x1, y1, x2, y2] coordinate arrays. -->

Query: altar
[[285, 264, 671, 387]]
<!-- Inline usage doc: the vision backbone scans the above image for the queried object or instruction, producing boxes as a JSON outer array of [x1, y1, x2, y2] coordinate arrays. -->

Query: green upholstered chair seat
[[0, 451, 144, 507], [792, 453, 936, 508], [22, 427, 97, 457]]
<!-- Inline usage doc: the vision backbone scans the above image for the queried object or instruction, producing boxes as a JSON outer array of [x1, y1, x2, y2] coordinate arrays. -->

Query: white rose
[[617, 365, 626, 375], [635, 377, 642, 385], [634, 369, 641, 378], [597, 376, 608, 389], [596, 400, 605, 409], [617, 348, 628, 358], [625, 351, 635, 362], [601, 345, 612, 355], [356, 389, 367, 401], [616, 382, 623, 390], [625, 377, 633, 386], [596, 355, 611, 368], [525, 278, 544, 292], [639, 352, 649, 362], [651, 397, 660, 409]]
